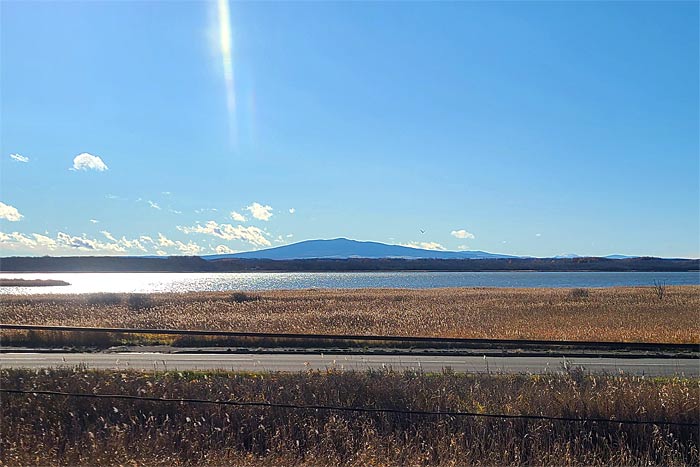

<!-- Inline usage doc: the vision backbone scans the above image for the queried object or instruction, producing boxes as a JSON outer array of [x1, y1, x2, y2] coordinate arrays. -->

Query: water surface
[[0, 271, 697, 294]]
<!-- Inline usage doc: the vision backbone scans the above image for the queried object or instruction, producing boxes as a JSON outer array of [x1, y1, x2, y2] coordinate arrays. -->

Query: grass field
[[1, 286, 698, 343], [1, 368, 697, 466]]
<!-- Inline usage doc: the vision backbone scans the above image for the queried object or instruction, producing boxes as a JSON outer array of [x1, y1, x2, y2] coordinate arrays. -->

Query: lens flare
[[217, 0, 236, 140]]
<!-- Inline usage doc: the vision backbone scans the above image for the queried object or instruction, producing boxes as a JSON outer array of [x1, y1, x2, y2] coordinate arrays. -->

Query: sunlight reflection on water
[[0, 271, 698, 295]]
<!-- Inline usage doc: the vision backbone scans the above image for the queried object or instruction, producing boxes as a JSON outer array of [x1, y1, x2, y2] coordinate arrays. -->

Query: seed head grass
[[1, 287, 698, 343], [1, 369, 697, 466]]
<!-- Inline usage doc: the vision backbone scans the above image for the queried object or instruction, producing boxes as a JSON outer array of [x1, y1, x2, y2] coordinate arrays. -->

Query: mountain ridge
[[202, 238, 518, 261]]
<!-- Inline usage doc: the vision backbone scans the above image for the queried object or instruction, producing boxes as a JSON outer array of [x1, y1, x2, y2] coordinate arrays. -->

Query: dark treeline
[[1, 256, 698, 272]]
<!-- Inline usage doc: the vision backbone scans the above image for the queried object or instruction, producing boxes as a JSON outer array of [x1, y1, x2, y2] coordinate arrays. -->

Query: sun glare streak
[[217, 0, 236, 140]]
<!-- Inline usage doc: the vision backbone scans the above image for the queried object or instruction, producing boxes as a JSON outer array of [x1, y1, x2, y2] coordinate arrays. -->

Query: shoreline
[[0, 278, 70, 287]]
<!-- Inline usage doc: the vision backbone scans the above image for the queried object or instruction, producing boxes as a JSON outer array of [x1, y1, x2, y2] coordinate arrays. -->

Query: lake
[[0, 271, 698, 294]]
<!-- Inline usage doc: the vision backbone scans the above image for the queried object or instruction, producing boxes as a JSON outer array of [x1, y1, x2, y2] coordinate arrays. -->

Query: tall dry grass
[[1, 286, 699, 343], [1, 369, 697, 466]]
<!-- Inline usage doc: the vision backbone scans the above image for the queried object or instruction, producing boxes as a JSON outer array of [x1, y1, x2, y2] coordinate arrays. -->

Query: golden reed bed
[[1, 286, 698, 343]]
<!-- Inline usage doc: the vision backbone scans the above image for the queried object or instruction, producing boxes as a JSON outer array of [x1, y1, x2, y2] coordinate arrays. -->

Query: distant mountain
[[553, 253, 640, 260], [202, 238, 517, 261]]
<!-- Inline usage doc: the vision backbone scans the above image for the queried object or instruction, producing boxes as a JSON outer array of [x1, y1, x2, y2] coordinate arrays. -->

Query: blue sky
[[1, 1, 698, 258]]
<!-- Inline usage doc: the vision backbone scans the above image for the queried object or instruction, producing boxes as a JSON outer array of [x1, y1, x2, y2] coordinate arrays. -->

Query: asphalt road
[[1, 353, 698, 376]]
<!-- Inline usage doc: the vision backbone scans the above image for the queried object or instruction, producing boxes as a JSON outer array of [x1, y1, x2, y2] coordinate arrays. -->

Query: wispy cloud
[[9, 153, 29, 163], [0, 202, 23, 222], [289, 208, 295, 214], [100, 230, 117, 242], [148, 200, 161, 210], [178, 220, 271, 246], [246, 202, 273, 221], [400, 241, 446, 251], [89, 219, 100, 224], [71, 153, 108, 172], [230, 211, 246, 222], [451, 229, 475, 240]]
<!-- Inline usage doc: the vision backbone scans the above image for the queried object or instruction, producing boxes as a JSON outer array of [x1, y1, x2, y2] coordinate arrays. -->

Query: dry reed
[[1, 287, 698, 343], [0, 368, 697, 466]]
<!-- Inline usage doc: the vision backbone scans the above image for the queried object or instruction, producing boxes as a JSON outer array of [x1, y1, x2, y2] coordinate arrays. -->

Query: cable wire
[[1, 388, 696, 427]]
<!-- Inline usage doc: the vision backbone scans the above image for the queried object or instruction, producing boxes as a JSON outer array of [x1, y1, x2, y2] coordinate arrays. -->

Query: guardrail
[[1, 323, 697, 353]]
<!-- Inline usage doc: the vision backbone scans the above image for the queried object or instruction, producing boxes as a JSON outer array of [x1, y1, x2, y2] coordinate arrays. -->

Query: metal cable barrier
[[1, 323, 698, 353], [1, 388, 696, 427]]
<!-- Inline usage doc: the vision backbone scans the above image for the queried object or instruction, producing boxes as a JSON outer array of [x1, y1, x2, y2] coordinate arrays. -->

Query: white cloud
[[32, 233, 57, 249], [56, 232, 125, 252], [119, 236, 148, 252], [451, 229, 475, 240], [230, 211, 246, 222], [169, 209, 182, 215], [178, 220, 271, 247], [162, 191, 172, 196], [148, 200, 161, 210], [100, 230, 117, 242], [158, 233, 176, 247], [289, 208, 295, 214], [0, 229, 197, 256], [400, 241, 447, 251], [286, 234, 294, 238], [0, 202, 23, 221], [175, 240, 203, 256], [9, 232, 36, 247], [9, 153, 29, 163], [535, 233, 542, 237], [90, 219, 100, 224], [72, 153, 108, 172], [214, 244, 236, 254], [457, 245, 470, 251], [246, 202, 273, 221]]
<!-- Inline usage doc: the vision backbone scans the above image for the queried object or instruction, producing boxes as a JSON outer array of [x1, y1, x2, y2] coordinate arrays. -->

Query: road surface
[[1, 353, 698, 376]]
